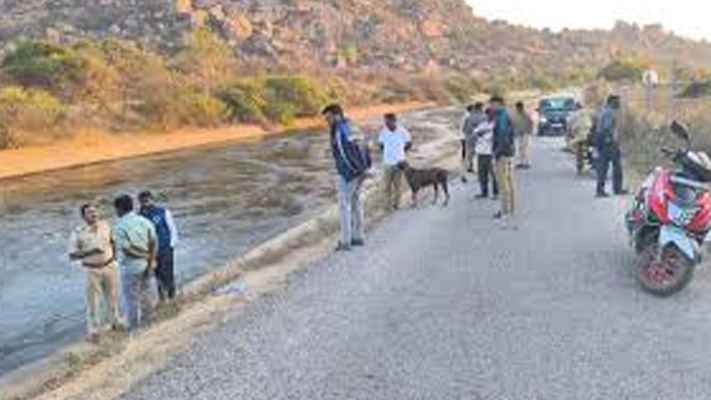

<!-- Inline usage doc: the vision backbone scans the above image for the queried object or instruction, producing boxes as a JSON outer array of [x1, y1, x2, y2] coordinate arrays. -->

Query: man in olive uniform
[[568, 102, 595, 175]]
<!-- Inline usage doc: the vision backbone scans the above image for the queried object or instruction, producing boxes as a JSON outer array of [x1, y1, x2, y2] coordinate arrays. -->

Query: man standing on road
[[460, 103, 487, 181], [68, 203, 123, 343], [594, 95, 628, 197], [378, 113, 412, 210], [474, 107, 499, 199], [113, 194, 158, 330], [568, 102, 595, 175], [490, 95, 517, 219], [513, 101, 534, 169], [139, 191, 179, 302], [323, 104, 369, 252]]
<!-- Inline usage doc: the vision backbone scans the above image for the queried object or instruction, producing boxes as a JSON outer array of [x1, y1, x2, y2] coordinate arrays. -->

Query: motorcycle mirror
[[671, 120, 691, 145]]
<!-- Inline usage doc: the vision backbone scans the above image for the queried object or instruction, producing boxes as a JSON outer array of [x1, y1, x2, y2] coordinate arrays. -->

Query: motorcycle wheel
[[636, 244, 695, 297]]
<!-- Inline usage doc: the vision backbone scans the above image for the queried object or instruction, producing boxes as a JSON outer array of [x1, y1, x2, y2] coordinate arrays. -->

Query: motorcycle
[[625, 121, 711, 296]]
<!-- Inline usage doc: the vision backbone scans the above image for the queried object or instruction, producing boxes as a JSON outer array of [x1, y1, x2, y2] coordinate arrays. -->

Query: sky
[[469, 0, 711, 41]]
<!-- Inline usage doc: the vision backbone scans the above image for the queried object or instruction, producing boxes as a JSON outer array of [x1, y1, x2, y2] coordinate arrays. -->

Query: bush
[[443, 75, 481, 103], [598, 58, 648, 82], [262, 76, 329, 117], [2, 41, 88, 93], [136, 88, 228, 129], [217, 80, 267, 123], [0, 86, 66, 148], [263, 101, 297, 125]]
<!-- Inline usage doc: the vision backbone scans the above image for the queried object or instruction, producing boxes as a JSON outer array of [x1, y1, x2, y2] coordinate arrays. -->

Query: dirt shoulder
[[0, 101, 432, 180]]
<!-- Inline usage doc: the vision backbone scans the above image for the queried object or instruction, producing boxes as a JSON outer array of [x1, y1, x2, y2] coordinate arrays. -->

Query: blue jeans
[[337, 175, 365, 246], [596, 145, 624, 194], [120, 260, 156, 330]]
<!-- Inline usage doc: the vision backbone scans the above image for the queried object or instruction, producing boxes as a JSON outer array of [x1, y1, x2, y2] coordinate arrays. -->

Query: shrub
[[598, 58, 648, 82], [0, 86, 66, 148], [2, 41, 88, 93], [443, 75, 481, 103], [217, 80, 267, 123], [263, 101, 297, 125], [262, 76, 329, 117]]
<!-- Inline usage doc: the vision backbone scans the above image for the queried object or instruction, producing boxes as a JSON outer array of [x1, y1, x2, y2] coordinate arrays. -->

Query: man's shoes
[[351, 239, 365, 247], [596, 192, 610, 198], [335, 242, 352, 252], [475, 194, 488, 199], [493, 211, 504, 220], [461, 176, 468, 183], [615, 189, 630, 196], [515, 164, 526, 169], [467, 168, 475, 173]]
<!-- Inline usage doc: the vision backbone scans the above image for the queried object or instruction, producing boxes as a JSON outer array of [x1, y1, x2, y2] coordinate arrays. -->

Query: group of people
[[68, 191, 178, 342], [458, 98, 534, 216], [568, 94, 628, 198], [322, 95, 531, 252]]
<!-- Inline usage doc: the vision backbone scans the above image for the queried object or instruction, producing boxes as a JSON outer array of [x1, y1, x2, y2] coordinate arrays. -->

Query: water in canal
[[0, 108, 457, 376]]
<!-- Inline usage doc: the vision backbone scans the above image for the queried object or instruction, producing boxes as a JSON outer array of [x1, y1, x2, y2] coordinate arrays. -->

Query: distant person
[[474, 107, 499, 199], [113, 194, 158, 330], [490, 95, 517, 219], [513, 101, 534, 169], [568, 102, 595, 175], [594, 95, 628, 197], [460, 102, 486, 178], [68, 203, 123, 343], [139, 191, 179, 302], [378, 113, 412, 210], [322, 104, 370, 251]]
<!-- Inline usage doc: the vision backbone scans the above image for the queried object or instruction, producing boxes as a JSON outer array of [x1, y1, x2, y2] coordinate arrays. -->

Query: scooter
[[625, 121, 711, 296]]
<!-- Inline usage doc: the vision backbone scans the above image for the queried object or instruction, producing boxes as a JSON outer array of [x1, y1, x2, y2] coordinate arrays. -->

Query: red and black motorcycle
[[626, 121, 711, 296]]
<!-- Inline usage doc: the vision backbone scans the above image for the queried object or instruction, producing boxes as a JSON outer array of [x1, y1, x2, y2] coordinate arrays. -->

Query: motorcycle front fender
[[659, 225, 700, 262]]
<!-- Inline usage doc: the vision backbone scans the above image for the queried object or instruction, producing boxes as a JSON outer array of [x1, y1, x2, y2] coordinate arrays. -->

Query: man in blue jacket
[[139, 191, 179, 301], [490, 95, 517, 219], [594, 95, 628, 198], [322, 104, 369, 252]]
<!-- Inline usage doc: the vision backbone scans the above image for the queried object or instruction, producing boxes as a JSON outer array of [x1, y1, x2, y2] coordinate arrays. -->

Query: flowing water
[[0, 107, 459, 376]]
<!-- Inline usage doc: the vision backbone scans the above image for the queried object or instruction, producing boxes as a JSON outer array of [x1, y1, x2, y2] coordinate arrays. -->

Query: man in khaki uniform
[[68, 203, 122, 342], [568, 103, 595, 175], [513, 101, 534, 169]]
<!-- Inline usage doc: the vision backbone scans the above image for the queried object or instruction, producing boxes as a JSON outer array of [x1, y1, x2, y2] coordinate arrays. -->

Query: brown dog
[[398, 161, 450, 207]]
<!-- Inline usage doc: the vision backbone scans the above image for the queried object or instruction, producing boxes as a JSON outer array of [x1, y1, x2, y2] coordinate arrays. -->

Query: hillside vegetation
[[1, 0, 711, 148]]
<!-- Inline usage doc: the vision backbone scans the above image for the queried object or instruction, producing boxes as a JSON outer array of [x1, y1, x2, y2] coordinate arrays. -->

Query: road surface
[[121, 138, 711, 399]]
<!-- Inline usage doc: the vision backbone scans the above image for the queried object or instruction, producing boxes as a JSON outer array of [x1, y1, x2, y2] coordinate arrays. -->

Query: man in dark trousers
[[594, 95, 628, 198], [139, 191, 179, 301]]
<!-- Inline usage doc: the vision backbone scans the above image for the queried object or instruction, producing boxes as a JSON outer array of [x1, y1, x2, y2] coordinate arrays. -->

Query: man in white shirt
[[378, 113, 412, 210]]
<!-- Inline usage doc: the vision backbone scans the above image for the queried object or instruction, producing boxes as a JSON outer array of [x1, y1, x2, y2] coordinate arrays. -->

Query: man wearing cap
[[139, 191, 179, 302]]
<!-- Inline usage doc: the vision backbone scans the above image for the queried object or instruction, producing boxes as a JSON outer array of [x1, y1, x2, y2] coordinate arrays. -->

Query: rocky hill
[[2, 0, 711, 78]]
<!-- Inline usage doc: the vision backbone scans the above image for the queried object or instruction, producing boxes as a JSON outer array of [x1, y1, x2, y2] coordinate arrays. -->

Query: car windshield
[[540, 98, 576, 111]]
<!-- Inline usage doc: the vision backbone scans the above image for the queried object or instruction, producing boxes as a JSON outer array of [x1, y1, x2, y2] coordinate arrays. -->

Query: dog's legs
[[433, 183, 439, 205], [411, 190, 418, 208]]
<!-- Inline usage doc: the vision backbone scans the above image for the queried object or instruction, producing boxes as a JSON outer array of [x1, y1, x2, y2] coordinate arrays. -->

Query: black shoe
[[335, 243, 352, 252], [596, 192, 610, 198], [615, 189, 630, 196], [351, 239, 365, 247], [493, 211, 504, 219], [515, 164, 526, 169], [475, 194, 488, 199], [467, 168, 474, 173]]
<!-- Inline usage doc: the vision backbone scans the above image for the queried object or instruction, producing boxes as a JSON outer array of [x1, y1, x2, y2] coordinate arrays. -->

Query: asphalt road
[[121, 138, 711, 400]]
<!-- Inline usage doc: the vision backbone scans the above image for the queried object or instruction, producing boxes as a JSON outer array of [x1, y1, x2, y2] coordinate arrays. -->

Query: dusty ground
[[0, 102, 432, 180]]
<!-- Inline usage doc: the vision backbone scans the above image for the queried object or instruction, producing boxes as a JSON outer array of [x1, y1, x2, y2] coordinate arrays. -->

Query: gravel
[[121, 138, 711, 400]]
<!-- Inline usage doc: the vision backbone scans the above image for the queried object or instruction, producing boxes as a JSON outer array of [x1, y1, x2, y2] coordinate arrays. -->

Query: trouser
[[495, 156, 516, 215], [575, 140, 587, 174], [518, 135, 532, 165], [462, 139, 477, 172], [478, 155, 498, 197], [337, 175, 365, 246], [383, 165, 404, 209], [85, 263, 121, 335], [596, 146, 624, 194], [155, 249, 176, 300], [121, 261, 156, 330]]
